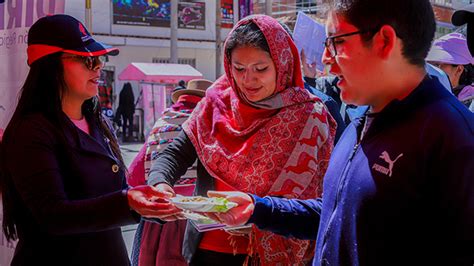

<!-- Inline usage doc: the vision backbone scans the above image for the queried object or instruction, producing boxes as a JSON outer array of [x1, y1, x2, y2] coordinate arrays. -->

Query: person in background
[[174, 80, 187, 92], [427, 32, 474, 111], [299, 48, 346, 144], [116, 82, 135, 142], [0, 14, 180, 265], [276, 19, 345, 143], [149, 15, 336, 265], [204, 0, 474, 265], [128, 79, 212, 266]]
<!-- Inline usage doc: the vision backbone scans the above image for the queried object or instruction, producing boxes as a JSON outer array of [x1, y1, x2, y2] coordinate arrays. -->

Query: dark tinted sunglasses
[[62, 54, 107, 70]]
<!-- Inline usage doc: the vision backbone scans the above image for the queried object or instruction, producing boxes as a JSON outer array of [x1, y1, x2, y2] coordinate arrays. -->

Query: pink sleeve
[[127, 144, 147, 187]]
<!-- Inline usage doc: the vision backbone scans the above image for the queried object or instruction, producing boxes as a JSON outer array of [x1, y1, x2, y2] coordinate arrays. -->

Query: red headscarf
[[183, 15, 335, 264]]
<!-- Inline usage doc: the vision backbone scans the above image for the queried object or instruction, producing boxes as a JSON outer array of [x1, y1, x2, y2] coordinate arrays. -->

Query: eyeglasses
[[62, 55, 107, 70], [323, 29, 376, 57]]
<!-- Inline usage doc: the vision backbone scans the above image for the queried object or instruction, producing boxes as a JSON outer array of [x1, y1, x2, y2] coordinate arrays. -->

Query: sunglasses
[[62, 54, 107, 70]]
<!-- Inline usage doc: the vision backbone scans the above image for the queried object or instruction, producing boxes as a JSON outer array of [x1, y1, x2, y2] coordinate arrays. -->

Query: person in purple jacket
[[202, 0, 474, 265]]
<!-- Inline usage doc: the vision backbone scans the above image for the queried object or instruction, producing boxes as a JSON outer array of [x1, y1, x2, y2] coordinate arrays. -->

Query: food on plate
[[170, 195, 238, 212]]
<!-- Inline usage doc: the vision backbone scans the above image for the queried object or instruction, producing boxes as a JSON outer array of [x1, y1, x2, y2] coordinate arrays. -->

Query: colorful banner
[[112, 0, 171, 27], [239, 0, 253, 20], [178, 1, 205, 30], [113, 0, 208, 30], [221, 0, 234, 28]]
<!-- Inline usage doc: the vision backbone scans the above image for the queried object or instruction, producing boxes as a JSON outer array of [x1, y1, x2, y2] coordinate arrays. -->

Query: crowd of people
[[0, 0, 473, 265]]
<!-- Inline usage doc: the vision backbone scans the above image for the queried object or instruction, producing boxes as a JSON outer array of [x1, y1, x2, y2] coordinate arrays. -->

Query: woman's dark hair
[[225, 18, 270, 60], [0, 52, 125, 241]]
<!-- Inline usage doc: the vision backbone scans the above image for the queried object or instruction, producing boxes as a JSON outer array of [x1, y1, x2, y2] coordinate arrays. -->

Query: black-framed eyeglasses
[[323, 29, 376, 57], [62, 54, 107, 70]]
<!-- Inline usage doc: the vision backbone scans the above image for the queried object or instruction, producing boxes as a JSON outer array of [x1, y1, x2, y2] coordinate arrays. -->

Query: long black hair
[[0, 52, 125, 241]]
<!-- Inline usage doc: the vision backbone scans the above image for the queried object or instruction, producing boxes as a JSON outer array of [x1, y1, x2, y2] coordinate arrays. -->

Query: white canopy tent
[[118, 63, 203, 137]]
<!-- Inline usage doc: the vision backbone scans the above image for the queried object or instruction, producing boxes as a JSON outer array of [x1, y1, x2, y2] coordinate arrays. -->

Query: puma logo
[[372, 151, 403, 177]]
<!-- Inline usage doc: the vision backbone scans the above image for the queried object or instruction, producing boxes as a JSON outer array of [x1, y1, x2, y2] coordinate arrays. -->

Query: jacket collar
[[61, 113, 118, 162], [360, 74, 454, 139], [379, 75, 450, 116]]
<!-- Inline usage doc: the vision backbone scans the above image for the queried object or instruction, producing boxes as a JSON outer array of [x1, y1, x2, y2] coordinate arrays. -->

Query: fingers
[[154, 183, 176, 197], [207, 190, 229, 198], [226, 227, 252, 236], [149, 185, 174, 198], [203, 212, 221, 222], [134, 201, 182, 216], [127, 186, 183, 219]]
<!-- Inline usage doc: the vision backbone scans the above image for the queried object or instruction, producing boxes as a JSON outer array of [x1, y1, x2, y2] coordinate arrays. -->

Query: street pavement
[[120, 141, 144, 258]]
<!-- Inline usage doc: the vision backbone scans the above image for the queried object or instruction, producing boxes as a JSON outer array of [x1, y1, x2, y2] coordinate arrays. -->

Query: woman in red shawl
[[148, 15, 336, 265]]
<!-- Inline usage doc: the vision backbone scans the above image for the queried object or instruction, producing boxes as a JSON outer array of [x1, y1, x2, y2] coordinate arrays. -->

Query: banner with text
[[221, 0, 234, 28]]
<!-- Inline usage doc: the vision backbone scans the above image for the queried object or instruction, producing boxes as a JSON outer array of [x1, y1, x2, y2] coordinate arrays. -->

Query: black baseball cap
[[27, 14, 119, 66], [452, 4, 474, 26], [452, 4, 474, 56]]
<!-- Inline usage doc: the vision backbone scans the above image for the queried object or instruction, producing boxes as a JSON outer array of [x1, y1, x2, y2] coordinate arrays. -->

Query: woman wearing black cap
[[0, 14, 182, 265]]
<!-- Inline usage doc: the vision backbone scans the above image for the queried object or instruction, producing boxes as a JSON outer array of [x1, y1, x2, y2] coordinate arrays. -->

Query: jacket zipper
[[321, 141, 360, 245]]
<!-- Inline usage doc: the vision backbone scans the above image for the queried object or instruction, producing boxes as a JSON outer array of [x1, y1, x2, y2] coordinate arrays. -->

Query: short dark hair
[[224, 17, 270, 59], [178, 80, 186, 87], [327, 0, 435, 67]]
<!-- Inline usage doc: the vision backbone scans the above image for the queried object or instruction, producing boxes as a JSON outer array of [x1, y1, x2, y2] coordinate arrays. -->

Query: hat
[[426, 33, 473, 65], [27, 14, 119, 66], [452, 4, 474, 26], [171, 79, 212, 103], [452, 4, 474, 56]]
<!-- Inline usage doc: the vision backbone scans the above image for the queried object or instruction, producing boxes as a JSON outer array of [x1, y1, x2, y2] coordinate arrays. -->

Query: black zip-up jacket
[[249, 75, 474, 265]]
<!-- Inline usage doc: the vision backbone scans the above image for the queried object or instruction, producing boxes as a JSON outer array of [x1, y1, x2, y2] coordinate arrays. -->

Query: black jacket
[[249, 76, 474, 265], [2, 113, 138, 265]]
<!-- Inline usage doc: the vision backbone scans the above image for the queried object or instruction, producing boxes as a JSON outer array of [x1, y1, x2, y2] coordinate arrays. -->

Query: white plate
[[170, 195, 238, 212]]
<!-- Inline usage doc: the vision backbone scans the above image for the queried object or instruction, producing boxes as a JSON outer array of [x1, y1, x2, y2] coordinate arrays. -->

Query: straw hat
[[172, 79, 212, 103]]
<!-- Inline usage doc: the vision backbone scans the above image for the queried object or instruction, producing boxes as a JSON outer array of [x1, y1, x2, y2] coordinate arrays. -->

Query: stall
[[118, 63, 203, 138]]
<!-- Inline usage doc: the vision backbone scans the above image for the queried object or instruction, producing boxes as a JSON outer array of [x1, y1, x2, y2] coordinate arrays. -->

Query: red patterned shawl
[[183, 15, 335, 265]]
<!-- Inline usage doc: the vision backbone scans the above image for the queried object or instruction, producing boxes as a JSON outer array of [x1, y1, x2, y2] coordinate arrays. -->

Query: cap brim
[[452, 4, 474, 26], [172, 89, 205, 103], [426, 44, 472, 65], [452, 10, 470, 26], [426, 48, 456, 65], [65, 40, 119, 57]]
